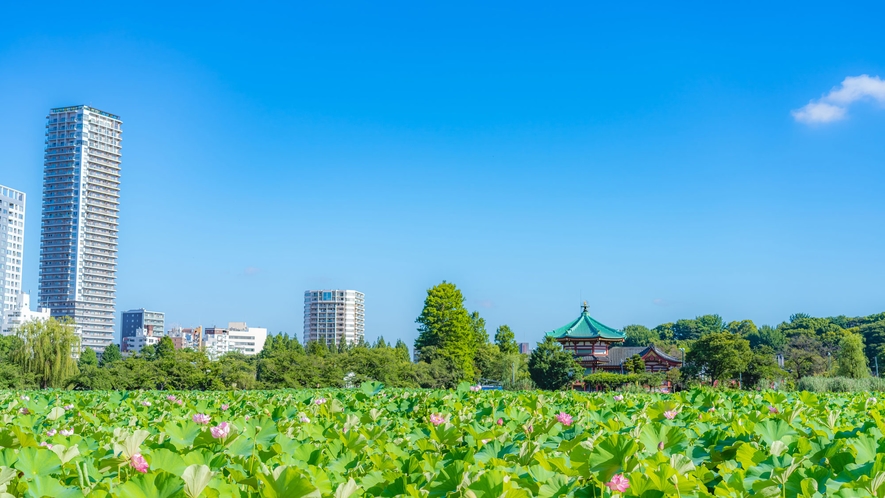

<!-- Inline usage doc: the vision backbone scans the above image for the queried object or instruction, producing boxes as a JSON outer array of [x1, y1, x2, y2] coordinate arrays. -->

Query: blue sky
[[1, 1, 884, 346]]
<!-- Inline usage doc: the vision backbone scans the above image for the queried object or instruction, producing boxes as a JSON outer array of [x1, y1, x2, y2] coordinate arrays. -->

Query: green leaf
[[23, 475, 81, 498], [755, 420, 796, 446], [360, 381, 384, 397], [116, 472, 185, 498], [45, 407, 66, 422], [257, 466, 320, 498], [14, 447, 62, 480], [149, 449, 188, 476], [49, 444, 80, 465], [182, 464, 213, 498], [163, 422, 202, 451], [851, 434, 880, 465]]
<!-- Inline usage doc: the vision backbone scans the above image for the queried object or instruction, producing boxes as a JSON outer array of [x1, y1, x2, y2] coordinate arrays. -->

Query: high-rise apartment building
[[0, 185, 25, 330], [39, 106, 122, 352], [120, 309, 165, 352], [303, 290, 365, 346]]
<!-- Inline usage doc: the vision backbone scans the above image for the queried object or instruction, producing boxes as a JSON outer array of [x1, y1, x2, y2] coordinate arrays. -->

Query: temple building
[[546, 302, 682, 382]]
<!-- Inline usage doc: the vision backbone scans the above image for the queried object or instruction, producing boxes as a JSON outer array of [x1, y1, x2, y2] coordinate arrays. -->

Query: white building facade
[[122, 326, 160, 355], [39, 106, 122, 353], [1, 292, 51, 336], [303, 289, 365, 346], [120, 309, 165, 352], [0, 185, 25, 330], [228, 321, 268, 355]]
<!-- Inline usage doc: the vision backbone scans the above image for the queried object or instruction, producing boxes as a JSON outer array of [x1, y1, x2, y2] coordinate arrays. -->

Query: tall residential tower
[[0, 185, 25, 330], [39, 105, 122, 352], [303, 290, 365, 346]]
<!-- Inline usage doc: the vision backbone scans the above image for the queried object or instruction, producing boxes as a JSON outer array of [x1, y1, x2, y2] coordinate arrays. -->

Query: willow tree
[[13, 317, 80, 388]]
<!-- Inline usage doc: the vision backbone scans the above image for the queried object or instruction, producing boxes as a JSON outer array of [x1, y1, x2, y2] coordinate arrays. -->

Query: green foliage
[[414, 281, 475, 381], [684, 331, 750, 382], [726, 319, 758, 336], [742, 346, 788, 388], [623, 354, 646, 374], [13, 317, 80, 388], [78, 347, 98, 367], [672, 314, 724, 341], [582, 372, 664, 390], [747, 325, 788, 352], [785, 335, 827, 379], [622, 324, 659, 347], [494, 325, 517, 355], [100, 343, 122, 366], [527, 336, 580, 390], [836, 333, 870, 378]]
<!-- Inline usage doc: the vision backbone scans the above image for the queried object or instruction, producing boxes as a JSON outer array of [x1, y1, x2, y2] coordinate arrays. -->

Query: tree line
[[0, 280, 882, 391]]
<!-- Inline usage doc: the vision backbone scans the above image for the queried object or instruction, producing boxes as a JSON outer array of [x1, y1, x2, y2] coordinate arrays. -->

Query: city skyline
[[1, 2, 884, 349]]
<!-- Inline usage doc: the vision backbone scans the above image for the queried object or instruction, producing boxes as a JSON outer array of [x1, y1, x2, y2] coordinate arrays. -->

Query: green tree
[[741, 346, 787, 388], [835, 333, 870, 379], [859, 320, 885, 372], [784, 335, 826, 379], [394, 339, 411, 362], [156, 336, 176, 360], [527, 336, 581, 391], [470, 311, 489, 347], [683, 331, 750, 382], [624, 354, 646, 374], [100, 343, 122, 367], [726, 320, 758, 336], [414, 281, 475, 380], [473, 342, 501, 381], [747, 325, 787, 352], [623, 325, 659, 347], [13, 317, 80, 388], [653, 323, 676, 341], [494, 325, 518, 355], [373, 336, 388, 349], [79, 347, 98, 368]]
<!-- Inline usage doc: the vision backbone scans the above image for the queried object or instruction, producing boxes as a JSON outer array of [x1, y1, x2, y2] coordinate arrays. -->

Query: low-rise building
[[123, 326, 160, 355], [121, 309, 165, 352], [1, 292, 51, 336], [228, 322, 267, 356]]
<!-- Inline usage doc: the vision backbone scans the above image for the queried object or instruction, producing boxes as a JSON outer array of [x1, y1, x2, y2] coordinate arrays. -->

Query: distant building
[[0, 184, 26, 330], [1, 292, 51, 336], [203, 326, 229, 360], [303, 290, 365, 346], [123, 326, 160, 355], [167, 326, 202, 350], [228, 322, 268, 355], [39, 105, 123, 353], [121, 309, 165, 352], [518, 342, 531, 355]]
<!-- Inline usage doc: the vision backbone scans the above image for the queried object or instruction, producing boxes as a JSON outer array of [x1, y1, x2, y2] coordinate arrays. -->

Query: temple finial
[[582, 301, 588, 313]]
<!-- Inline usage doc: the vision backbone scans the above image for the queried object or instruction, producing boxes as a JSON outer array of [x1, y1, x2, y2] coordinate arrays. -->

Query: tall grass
[[796, 376, 885, 393]]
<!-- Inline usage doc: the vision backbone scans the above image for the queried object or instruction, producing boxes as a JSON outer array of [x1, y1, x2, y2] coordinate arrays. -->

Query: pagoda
[[546, 302, 626, 372]]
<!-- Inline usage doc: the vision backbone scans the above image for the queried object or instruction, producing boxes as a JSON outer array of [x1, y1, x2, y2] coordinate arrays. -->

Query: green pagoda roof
[[546, 303, 626, 341]]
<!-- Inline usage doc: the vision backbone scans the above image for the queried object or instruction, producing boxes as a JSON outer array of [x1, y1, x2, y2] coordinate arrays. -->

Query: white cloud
[[792, 74, 885, 124]]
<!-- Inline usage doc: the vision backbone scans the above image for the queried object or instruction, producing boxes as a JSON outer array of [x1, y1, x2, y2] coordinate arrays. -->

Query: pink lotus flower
[[244, 415, 251, 421], [613, 395, 624, 402], [663, 410, 677, 420], [605, 474, 630, 492], [21, 395, 30, 401], [496, 418, 503, 426], [176, 399, 184, 406], [63, 404, 74, 410], [166, 395, 177, 402], [60, 428, 74, 437], [657, 441, 665, 451], [470, 385, 482, 392], [429, 413, 445, 426], [130, 453, 149, 473], [299, 414, 310, 423], [556, 412, 573, 426], [210, 422, 230, 439], [141, 401, 151, 407], [221, 404, 229, 411], [193, 413, 211, 424], [768, 406, 779, 414], [46, 429, 57, 437], [19, 408, 29, 415], [525, 424, 533, 434], [39, 441, 52, 449], [314, 397, 327, 405]]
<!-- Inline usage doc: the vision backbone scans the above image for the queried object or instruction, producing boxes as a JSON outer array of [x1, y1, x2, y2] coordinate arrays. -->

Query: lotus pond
[[1, 385, 884, 497]]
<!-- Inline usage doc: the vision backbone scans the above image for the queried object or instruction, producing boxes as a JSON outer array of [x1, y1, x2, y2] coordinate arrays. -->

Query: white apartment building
[[39, 106, 122, 353], [303, 290, 365, 346], [203, 326, 229, 361], [122, 326, 160, 355], [0, 185, 25, 330], [228, 322, 268, 355], [121, 309, 165, 352], [1, 292, 51, 336]]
